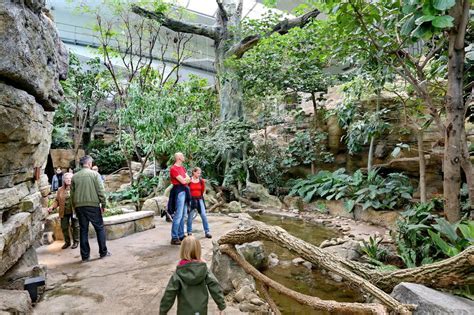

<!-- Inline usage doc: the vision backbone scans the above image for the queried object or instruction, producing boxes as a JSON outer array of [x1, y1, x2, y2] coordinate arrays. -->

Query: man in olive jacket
[[71, 155, 110, 262]]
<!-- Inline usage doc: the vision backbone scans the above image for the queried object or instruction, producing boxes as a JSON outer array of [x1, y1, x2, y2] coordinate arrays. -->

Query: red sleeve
[[201, 179, 206, 195]]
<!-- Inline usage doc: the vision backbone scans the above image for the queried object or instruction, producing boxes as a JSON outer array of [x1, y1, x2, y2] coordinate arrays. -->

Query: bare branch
[[131, 5, 220, 41], [216, 0, 228, 22], [227, 8, 321, 58]]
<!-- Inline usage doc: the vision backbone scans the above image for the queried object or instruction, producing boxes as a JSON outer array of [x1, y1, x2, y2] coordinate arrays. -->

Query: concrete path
[[34, 215, 242, 314]]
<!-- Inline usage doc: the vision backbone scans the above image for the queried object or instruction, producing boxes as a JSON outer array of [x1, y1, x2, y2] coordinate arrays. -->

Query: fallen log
[[218, 220, 474, 292], [220, 244, 388, 314]]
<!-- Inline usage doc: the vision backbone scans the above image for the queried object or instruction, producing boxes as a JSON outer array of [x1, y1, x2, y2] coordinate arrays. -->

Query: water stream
[[250, 213, 364, 314]]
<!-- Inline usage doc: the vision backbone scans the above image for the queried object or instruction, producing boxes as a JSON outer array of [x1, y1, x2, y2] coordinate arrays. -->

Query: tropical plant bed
[[44, 211, 155, 241]]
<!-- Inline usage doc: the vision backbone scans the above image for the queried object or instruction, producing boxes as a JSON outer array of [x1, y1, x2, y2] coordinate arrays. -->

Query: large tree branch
[[131, 5, 220, 41], [227, 8, 321, 58]]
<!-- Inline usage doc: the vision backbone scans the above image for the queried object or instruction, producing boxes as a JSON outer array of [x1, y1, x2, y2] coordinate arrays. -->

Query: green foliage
[[247, 140, 287, 195], [53, 53, 112, 150], [109, 176, 159, 203], [395, 202, 438, 267], [51, 125, 73, 149], [290, 168, 352, 203], [290, 168, 413, 211], [344, 109, 390, 155], [102, 207, 124, 217], [194, 120, 253, 186], [119, 75, 217, 172], [361, 235, 387, 262], [283, 131, 334, 167], [235, 18, 342, 100], [428, 219, 474, 257], [394, 202, 474, 267], [87, 140, 126, 175]]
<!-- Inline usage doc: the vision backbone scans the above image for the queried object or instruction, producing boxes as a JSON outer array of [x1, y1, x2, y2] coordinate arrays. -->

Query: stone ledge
[[103, 211, 154, 225], [44, 211, 155, 241]]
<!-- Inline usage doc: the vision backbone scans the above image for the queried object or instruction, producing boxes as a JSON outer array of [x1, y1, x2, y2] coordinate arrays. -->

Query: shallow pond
[[250, 213, 364, 314]]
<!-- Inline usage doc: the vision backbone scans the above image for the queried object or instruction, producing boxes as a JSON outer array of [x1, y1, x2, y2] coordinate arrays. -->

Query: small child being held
[[160, 236, 226, 315]]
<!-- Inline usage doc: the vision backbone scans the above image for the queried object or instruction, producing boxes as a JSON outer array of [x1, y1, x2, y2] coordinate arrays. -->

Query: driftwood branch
[[131, 5, 220, 41], [257, 281, 281, 315], [227, 8, 321, 58], [220, 244, 388, 314]]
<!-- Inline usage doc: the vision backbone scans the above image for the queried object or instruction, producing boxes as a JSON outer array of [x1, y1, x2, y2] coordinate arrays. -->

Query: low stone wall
[[318, 200, 402, 229], [44, 211, 155, 241]]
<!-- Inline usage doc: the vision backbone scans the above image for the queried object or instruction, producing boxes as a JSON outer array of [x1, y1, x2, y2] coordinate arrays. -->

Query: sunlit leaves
[[432, 15, 454, 28], [432, 0, 456, 11]]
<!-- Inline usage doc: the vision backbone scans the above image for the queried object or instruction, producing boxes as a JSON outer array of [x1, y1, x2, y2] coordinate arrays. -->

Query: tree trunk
[[461, 129, 474, 210], [220, 244, 390, 314], [218, 221, 474, 293], [214, 0, 244, 121], [368, 136, 375, 172], [218, 221, 413, 313], [444, 0, 470, 222], [416, 130, 427, 203]]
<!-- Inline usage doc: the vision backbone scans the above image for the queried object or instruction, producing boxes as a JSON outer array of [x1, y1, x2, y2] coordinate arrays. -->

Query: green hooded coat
[[159, 261, 226, 315]]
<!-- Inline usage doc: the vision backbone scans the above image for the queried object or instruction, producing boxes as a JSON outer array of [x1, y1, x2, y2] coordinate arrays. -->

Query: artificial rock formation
[[0, 0, 68, 311]]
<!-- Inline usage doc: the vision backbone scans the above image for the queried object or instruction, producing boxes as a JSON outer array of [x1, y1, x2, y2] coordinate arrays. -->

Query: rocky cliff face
[[0, 0, 68, 307]]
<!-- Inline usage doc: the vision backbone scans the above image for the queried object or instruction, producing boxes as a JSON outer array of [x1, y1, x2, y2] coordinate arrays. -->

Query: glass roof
[[166, 0, 294, 22]]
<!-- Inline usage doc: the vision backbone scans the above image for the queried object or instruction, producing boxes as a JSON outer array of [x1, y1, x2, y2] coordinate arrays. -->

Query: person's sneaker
[[61, 243, 71, 249], [205, 233, 212, 239], [171, 239, 181, 245], [71, 242, 79, 249], [81, 257, 90, 262], [100, 252, 112, 259]]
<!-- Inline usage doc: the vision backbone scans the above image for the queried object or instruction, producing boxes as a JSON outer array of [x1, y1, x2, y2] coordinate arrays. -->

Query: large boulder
[[104, 170, 131, 192], [211, 243, 255, 294], [0, 82, 54, 188], [222, 201, 242, 213], [0, 289, 32, 314], [142, 196, 169, 216], [0, 1, 68, 111], [49, 149, 85, 169], [236, 241, 267, 271], [391, 282, 474, 314], [0, 246, 46, 290], [324, 240, 361, 261], [242, 182, 282, 209]]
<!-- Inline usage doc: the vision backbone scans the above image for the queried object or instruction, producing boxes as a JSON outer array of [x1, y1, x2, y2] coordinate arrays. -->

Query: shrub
[[87, 140, 126, 174], [289, 168, 413, 211], [394, 201, 474, 267], [361, 235, 387, 262], [109, 176, 159, 204]]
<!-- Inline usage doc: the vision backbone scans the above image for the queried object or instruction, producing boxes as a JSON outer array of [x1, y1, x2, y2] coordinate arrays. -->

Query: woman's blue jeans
[[187, 199, 210, 234]]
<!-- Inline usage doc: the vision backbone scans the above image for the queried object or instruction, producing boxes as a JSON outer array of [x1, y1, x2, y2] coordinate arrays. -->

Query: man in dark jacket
[[71, 155, 110, 262]]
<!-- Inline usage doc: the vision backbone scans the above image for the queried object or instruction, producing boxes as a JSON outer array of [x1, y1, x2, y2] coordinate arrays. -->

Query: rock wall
[[0, 0, 68, 308]]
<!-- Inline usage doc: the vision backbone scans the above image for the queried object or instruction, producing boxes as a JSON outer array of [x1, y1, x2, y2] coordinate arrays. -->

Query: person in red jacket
[[187, 167, 212, 238]]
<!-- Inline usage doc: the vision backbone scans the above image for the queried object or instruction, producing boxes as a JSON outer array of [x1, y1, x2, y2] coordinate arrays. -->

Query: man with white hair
[[71, 155, 110, 261], [168, 152, 191, 245]]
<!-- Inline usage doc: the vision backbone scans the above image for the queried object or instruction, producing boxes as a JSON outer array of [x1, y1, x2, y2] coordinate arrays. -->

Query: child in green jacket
[[160, 235, 226, 315]]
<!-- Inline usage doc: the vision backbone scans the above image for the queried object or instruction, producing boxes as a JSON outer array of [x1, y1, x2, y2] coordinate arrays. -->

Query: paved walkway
[[34, 215, 242, 314]]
